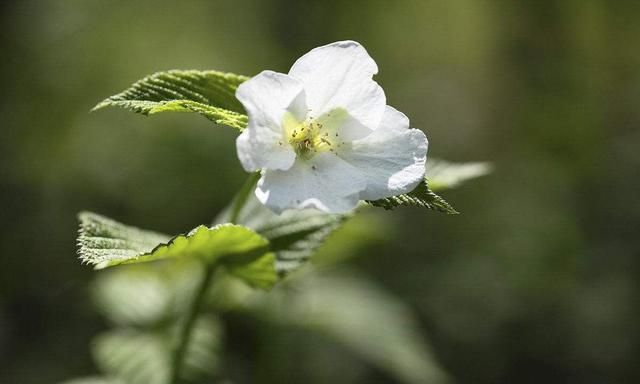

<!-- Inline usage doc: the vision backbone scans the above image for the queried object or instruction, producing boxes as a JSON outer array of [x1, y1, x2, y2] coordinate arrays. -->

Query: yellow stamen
[[282, 112, 338, 159]]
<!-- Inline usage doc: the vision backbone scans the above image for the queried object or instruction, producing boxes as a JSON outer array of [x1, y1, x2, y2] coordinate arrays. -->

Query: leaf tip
[[91, 100, 110, 112]]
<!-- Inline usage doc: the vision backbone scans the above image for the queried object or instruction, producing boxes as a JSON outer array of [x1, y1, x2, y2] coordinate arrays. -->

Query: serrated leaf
[[215, 194, 348, 275], [93, 70, 249, 130], [254, 268, 448, 384], [426, 158, 492, 191], [77, 212, 276, 288], [147, 225, 269, 265], [367, 179, 458, 214], [77, 212, 171, 268]]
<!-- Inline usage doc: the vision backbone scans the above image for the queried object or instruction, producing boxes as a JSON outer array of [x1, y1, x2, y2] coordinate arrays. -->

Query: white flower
[[235, 41, 428, 213]]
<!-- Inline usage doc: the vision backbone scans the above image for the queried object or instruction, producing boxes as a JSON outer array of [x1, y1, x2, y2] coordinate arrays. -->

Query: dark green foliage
[[367, 180, 458, 214]]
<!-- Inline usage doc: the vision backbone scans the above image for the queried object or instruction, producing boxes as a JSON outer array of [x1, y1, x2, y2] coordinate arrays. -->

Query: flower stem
[[169, 172, 260, 384], [229, 171, 261, 224], [169, 263, 215, 384]]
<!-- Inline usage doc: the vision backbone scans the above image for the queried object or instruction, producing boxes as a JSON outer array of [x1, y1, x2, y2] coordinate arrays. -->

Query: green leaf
[[93, 70, 249, 130], [178, 316, 222, 382], [92, 262, 204, 327], [147, 225, 269, 264], [254, 268, 448, 384], [92, 268, 172, 327], [92, 316, 220, 384], [77, 212, 276, 288], [77, 212, 171, 268], [367, 179, 458, 214], [225, 252, 278, 289], [93, 329, 169, 384], [426, 158, 492, 192], [89, 265, 222, 383], [215, 194, 349, 275]]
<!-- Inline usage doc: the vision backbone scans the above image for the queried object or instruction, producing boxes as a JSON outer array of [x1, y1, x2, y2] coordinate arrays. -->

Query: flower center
[[283, 112, 338, 159]]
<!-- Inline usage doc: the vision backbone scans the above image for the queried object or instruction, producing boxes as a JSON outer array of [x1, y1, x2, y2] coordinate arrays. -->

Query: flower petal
[[255, 153, 367, 213], [236, 127, 294, 171], [236, 70, 305, 129], [288, 41, 386, 129], [315, 108, 372, 142], [340, 106, 428, 200], [235, 71, 304, 171]]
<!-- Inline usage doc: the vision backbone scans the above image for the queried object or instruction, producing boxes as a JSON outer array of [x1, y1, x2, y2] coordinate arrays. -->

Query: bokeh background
[[2, 0, 640, 383]]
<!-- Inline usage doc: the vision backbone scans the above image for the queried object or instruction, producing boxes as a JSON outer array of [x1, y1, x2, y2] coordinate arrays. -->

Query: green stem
[[229, 171, 261, 224], [169, 172, 260, 384], [169, 264, 215, 384]]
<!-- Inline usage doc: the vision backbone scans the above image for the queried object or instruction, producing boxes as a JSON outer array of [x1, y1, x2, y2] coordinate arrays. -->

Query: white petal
[[315, 108, 372, 142], [289, 41, 386, 129], [236, 126, 295, 171], [236, 70, 304, 129], [340, 106, 428, 200], [255, 153, 367, 213], [235, 71, 304, 171]]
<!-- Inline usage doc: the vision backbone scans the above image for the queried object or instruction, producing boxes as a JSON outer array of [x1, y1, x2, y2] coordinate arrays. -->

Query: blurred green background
[[1, 0, 640, 383]]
